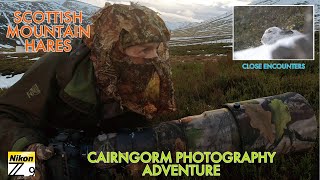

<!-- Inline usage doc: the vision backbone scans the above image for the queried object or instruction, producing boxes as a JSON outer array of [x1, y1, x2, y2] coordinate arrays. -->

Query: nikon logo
[[10, 155, 34, 162], [8, 152, 35, 176]]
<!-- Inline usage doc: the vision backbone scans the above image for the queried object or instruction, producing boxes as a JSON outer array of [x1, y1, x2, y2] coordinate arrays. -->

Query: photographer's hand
[[12, 144, 54, 180]]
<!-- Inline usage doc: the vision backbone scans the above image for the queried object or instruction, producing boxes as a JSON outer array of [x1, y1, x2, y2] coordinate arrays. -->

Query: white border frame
[[232, 5, 315, 61]]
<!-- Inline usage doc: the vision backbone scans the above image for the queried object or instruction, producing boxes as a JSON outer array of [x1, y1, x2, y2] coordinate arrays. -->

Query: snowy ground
[[0, 52, 44, 60], [234, 45, 273, 60], [29, 57, 40, 61], [0, 73, 24, 88], [0, 44, 14, 49], [233, 34, 313, 60]]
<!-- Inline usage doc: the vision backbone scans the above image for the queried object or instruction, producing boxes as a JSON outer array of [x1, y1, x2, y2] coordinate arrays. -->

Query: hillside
[[171, 0, 319, 46], [170, 12, 232, 46]]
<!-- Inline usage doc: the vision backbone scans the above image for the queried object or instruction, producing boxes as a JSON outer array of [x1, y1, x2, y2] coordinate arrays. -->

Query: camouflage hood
[[84, 3, 176, 119]]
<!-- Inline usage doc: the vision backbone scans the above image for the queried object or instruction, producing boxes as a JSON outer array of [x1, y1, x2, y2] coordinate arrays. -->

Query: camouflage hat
[[84, 3, 175, 118]]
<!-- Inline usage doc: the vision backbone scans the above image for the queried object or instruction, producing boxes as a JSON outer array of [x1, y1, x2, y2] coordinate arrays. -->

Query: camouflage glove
[[12, 143, 54, 180]]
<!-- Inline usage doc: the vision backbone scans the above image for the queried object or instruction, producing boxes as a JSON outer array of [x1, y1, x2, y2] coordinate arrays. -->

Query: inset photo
[[233, 5, 314, 60]]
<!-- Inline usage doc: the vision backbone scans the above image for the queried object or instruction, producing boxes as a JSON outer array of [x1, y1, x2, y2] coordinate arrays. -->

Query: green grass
[[159, 35, 319, 179], [0, 59, 34, 75], [0, 40, 318, 179], [163, 59, 319, 179], [169, 43, 232, 56], [0, 52, 45, 76], [0, 89, 6, 96], [156, 59, 319, 122], [219, 145, 319, 179]]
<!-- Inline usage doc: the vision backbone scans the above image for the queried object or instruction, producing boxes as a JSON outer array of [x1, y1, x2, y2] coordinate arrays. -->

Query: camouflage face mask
[[84, 3, 176, 118]]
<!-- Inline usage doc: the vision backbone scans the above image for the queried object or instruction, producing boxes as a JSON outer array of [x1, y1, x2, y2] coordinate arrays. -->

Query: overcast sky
[[79, 0, 252, 22]]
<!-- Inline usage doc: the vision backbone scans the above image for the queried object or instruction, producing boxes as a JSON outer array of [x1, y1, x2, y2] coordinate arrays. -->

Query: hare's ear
[[280, 30, 294, 35], [105, 2, 111, 7]]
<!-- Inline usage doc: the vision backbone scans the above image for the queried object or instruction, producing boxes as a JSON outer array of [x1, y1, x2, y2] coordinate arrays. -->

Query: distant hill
[[171, 0, 319, 46], [0, 0, 318, 48], [169, 12, 232, 46]]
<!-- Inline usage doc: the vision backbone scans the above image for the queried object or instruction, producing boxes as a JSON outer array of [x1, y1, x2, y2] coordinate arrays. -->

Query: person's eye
[[142, 48, 151, 53]]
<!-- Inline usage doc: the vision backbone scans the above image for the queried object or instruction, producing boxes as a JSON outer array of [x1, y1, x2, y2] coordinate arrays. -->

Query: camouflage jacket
[[0, 42, 148, 171]]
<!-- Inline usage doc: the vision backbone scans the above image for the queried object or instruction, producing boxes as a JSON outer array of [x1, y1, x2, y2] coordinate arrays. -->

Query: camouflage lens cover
[[225, 92, 317, 153]]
